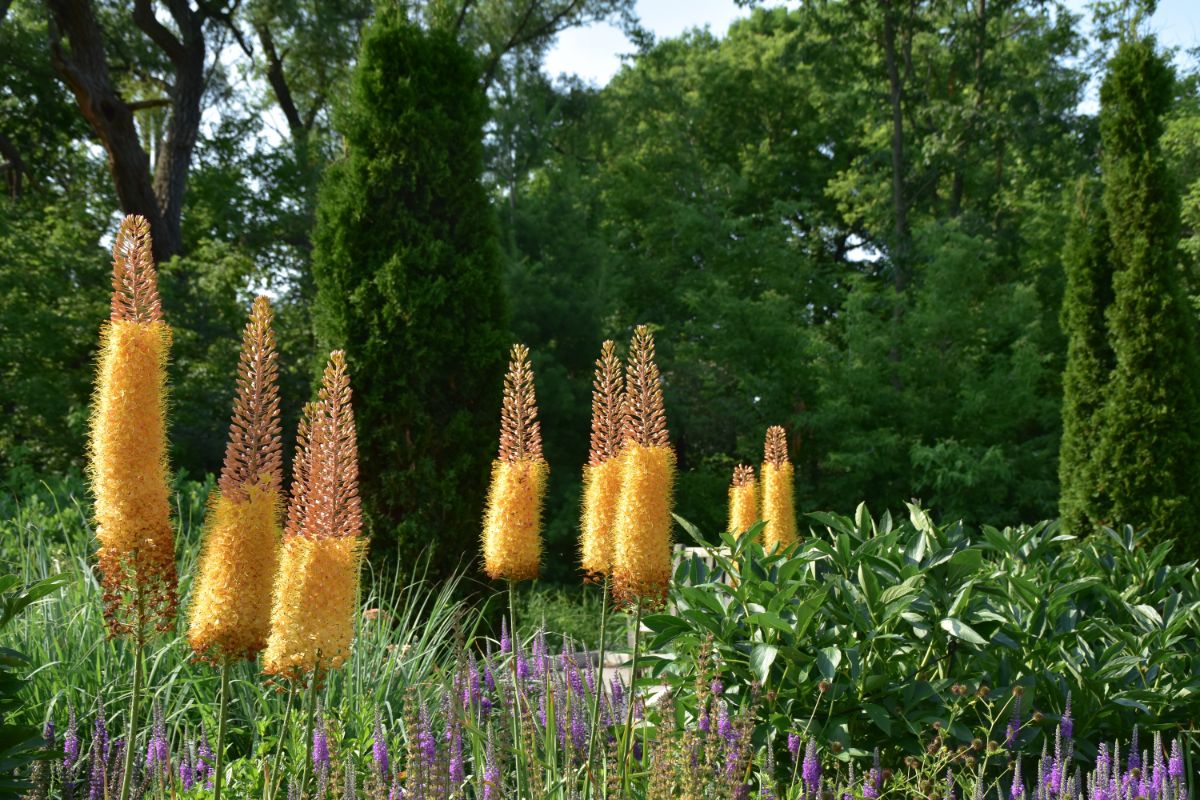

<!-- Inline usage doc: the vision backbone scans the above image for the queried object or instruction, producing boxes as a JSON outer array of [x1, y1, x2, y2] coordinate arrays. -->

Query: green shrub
[[1095, 36, 1200, 556], [311, 10, 508, 576], [645, 507, 1200, 758]]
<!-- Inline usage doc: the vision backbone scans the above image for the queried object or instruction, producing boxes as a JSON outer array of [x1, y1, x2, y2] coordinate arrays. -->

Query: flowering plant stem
[[583, 575, 610, 800], [507, 580, 524, 799], [117, 615, 145, 800], [214, 657, 231, 800], [297, 664, 320, 796], [266, 681, 296, 800], [619, 600, 644, 797]]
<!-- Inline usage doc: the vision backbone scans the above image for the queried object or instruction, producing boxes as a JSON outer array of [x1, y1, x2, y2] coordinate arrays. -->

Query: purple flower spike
[[802, 738, 821, 796], [717, 705, 733, 741], [372, 710, 390, 782], [312, 714, 331, 795], [500, 617, 511, 654], [711, 677, 724, 697], [178, 740, 194, 791], [787, 733, 801, 760], [1168, 740, 1184, 780], [482, 732, 500, 800], [92, 696, 109, 765], [1011, 755, 1024, 800], [417, 704, 436, 766], [1005, 702, 1021, 749], [63, 705, 80, 772]]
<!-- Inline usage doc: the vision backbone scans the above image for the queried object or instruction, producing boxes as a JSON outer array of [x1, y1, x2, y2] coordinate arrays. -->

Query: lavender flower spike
[[802, 738, 821, 796], [373, 710, 390, 782]]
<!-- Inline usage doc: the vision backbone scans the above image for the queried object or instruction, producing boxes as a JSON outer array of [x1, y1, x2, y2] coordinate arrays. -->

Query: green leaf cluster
[[644, 507, 1200, 758]]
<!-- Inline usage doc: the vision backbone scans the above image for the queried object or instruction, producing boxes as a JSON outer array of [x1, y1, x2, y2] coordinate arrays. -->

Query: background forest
[[2, 0, 1199, 582]]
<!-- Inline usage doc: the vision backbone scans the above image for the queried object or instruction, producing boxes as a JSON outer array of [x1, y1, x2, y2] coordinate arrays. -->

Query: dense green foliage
[[649, 511, 1200, 756], [3, 0, 1200, 576], [1058, 180, 1115, 535], [0, 573, 68, 797], [1095, 37, 1200, 558], [312, 13, 508, 570]]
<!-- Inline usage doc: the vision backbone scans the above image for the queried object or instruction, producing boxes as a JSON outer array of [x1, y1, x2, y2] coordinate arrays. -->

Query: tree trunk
[[47, 0, 208, 263], [0, 129, 26, 197]]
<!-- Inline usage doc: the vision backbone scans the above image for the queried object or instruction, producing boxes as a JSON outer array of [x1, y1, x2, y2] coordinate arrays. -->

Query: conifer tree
[[311, 10, 507, 570], [1095, 36, 1200, 555], [1058, 180, 1114, 535]]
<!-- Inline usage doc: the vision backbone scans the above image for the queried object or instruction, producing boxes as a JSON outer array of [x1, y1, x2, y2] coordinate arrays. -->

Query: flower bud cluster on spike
[[728, 464, 758, 536], [611, 325, 675, 608], [580, 340, 627, 581], [263, 351, 364, 680], [89, 215, 177, 638], [188, 297, 284, 663], [483, 344, 548, 582], [761, 425, 797, 551]]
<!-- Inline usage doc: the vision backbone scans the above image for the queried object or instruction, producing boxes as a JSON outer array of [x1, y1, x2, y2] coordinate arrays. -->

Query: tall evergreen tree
[[312, 10, 508, 573], [1096, 36, 1200, 555], [1058, 179, 1115, 535]]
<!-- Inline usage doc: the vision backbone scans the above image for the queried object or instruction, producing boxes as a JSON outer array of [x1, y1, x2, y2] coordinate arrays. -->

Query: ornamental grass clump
[[728, 464, 758, 535], [611, 325, 675, 608], [88, 214, 176, 800], [761, 425, 797, 551], [482, 343, 548, 583], [188, 296, 283, 663], [263, 351, 364, 681], [580, 339, 626, 580]]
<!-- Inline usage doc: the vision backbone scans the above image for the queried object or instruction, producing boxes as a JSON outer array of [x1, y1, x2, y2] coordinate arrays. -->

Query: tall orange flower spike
[[483, 344, 548, 582], [89, 215, 176, 639], [263, 351, 365, 680], [728, 464, 758, 536], [580, 340, 626, 580], [760, 425, 797, 551], [611, 325, 675, 607], [188, 297, 284, 663]]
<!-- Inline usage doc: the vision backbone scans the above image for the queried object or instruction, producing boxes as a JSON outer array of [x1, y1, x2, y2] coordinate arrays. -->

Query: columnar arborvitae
[[1058, 179, 1115, 535], [311, 10, 507, 571], [1095, 36, 1200, 555]]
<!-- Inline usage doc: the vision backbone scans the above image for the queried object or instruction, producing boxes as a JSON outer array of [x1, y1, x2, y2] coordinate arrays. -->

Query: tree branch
[[254, 22, 305, 138], [132, 0, 187, 65]]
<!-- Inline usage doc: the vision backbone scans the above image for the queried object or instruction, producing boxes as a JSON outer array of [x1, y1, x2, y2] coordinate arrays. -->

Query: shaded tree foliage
[[1095, 37, 1200, 555], [1058, 179, 1115, 536]]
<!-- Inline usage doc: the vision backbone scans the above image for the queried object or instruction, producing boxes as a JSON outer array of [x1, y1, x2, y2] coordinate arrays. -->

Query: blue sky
[[543, 0, 1200, 87]]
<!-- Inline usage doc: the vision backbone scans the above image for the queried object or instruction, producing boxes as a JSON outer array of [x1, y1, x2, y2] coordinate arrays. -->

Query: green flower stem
[[584, 574, 610, 799], [213, 657, 231, 800]]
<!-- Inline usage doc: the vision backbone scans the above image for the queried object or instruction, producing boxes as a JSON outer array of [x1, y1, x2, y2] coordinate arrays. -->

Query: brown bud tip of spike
[[110, 215, 162, 323], [732, 464, 755, 487], [285, 401, 320, 541], [219, 296, 283, 500], [498, 344, 544, 463], [764, 425, 789, 467], [623, 325, 668, 448], [309, 350, 361, 539], [588, 340, 626, 465]]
